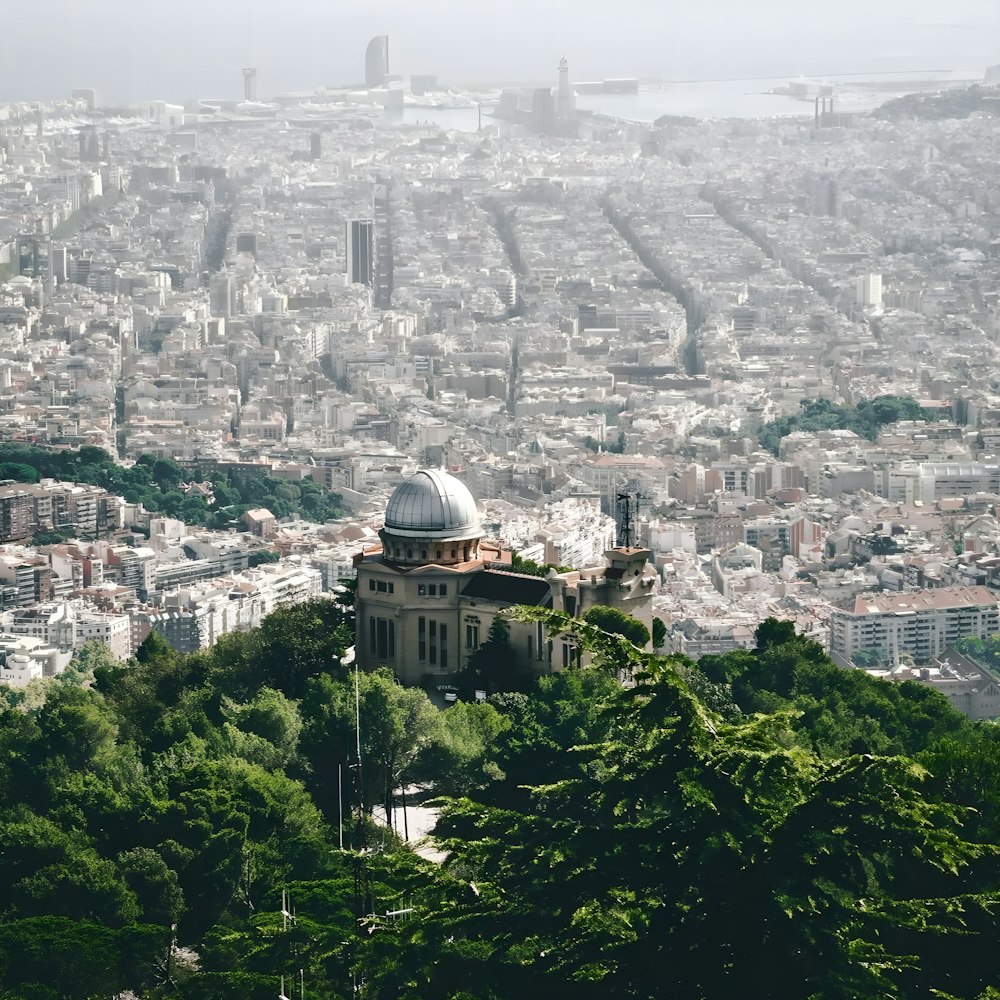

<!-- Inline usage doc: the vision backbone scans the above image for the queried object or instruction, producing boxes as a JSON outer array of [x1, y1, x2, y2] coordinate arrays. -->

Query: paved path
[[382, 789, 446, 864]]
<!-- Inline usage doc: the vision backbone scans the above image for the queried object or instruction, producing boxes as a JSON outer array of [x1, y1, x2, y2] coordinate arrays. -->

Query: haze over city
[[6, 1, 1000, 996], [0, 0, 998, 103]]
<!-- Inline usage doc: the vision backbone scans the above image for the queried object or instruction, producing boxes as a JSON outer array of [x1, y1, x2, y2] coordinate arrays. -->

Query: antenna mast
[[351, 662, 372, 917], [615, 489, 643, 549]]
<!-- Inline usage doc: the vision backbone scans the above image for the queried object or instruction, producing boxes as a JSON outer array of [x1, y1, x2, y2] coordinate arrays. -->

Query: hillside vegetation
[[0, 445, 345, 529], [1, 604, 1000, 998]]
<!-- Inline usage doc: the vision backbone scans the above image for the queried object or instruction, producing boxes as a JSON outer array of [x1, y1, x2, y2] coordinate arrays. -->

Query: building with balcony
[[830, 586, 1000, 665]]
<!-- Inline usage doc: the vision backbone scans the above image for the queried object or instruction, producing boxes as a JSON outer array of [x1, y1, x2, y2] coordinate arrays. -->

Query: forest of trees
[[2, 601, 1000, 997], [757, 396, 937, 456], [0, 445, 346, 529]]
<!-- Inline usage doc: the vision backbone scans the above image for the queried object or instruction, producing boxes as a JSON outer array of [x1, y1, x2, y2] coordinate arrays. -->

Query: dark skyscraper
[[346, 219, 374, 287], [365, 35, 389, 88], [235, 232, 258, 256]]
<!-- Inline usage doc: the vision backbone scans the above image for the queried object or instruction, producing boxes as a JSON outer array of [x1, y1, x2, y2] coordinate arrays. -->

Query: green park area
[[1, 598, 1000, 998]]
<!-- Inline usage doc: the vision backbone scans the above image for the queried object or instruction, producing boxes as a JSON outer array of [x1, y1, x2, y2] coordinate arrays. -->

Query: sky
[[0, 0, 997, 105]]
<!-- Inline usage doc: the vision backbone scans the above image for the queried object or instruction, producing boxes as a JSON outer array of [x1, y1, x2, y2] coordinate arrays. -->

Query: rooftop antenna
[[616, 489, 643, 549]]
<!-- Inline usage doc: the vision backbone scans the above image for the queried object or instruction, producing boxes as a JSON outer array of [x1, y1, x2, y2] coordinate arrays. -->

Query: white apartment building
[[917, 464, 1000, 502], [146, 563, 324, 653], [830, 586, 1000, 664], [884, 463, 1000, 504], [0, 634, 72, 686], [8, 602, 132, 661]]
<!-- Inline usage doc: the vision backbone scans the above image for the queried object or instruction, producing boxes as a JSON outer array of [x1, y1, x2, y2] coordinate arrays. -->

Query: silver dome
[[383, 470, 481, 540]]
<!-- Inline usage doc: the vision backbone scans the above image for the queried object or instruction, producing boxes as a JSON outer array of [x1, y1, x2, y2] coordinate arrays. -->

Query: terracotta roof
[[848, 586, 998, 616]]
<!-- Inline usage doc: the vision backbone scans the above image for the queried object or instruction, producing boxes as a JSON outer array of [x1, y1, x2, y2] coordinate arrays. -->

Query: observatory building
[[353, 469, 656, 683]]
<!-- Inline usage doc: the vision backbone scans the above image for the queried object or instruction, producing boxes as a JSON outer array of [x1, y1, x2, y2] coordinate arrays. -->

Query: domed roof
[[383, 470, 481, 540]]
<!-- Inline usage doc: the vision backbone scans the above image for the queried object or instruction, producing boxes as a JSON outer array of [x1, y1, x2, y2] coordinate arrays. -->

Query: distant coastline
[[391, 70, 983, 130]]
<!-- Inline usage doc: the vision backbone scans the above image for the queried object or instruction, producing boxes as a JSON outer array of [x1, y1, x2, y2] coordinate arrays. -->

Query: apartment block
[[830, 586, 1000, 664]]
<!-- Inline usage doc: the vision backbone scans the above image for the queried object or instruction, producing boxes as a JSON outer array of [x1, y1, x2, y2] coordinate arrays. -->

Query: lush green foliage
[[2, 605, 1000, 998], [395, 611, 1000, 999], [583, 605, 650, 647], [651, 616, 666, 649], [0, 597, 550, 996], [757, 395, 938, 456], [462, 616, 533, 694], [955, 635, 1000, 676], [0, 445, 345, 529], [509, 552, 573, 577]]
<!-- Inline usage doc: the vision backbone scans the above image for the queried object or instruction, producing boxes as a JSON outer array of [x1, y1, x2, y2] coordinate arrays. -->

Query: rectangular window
[[466, 622, 480, 649], [440, 624, 448, 670], [374, 580, 394, 594], [371, 617, 395, 660], [439, 584, 447, 597], [429, 620, 438, 666], [369, 579, 376, 591], [418, 584, 426, 596], [418, 617, 426, 663], [536, 621, 544, 659]]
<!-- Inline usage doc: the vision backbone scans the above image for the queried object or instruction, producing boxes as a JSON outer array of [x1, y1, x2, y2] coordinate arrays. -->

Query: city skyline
[[0, 0, 997, 104]]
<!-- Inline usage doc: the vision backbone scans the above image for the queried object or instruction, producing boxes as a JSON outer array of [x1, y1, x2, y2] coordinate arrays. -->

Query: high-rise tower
[[365, 35, 390, 88], [557, 55, 574, 118], [242, 68, 257, 102], [372, 182, 394, 309], [346, 220, 374, 287]]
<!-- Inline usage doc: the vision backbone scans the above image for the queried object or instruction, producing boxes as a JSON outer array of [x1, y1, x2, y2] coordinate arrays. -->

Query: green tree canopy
[[464, 615, 532, 693], [583, 605, 650, 647], [0, 444, 346, 528], [757, 395, 937, 455], [1, 601, 999, 998]]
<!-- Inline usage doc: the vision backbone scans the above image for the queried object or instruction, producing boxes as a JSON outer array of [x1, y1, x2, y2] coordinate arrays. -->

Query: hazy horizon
[[0, 0, 997, 105]]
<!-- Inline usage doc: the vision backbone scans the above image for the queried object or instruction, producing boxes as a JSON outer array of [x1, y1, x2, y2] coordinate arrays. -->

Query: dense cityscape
[[2, 54, 1000, 702], [3, 23, 1000, 998]]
